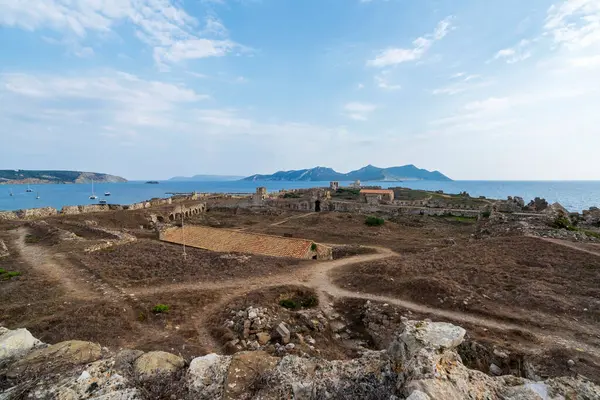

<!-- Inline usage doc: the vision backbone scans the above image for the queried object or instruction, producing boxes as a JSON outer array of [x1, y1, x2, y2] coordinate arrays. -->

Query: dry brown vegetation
[[73, 239, 304, 287], [3, 204, 600, 381], [332, 236, 600, 326]]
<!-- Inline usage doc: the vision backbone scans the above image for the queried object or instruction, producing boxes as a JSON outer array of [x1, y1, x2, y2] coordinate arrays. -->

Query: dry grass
[[73, 239, 303, 287]]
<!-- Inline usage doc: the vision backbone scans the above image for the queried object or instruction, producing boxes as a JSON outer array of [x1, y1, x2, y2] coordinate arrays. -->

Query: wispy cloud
[[493, 39, 532, 64], [0, 0, 248, 68], [343, 102, 377, 121], [367, 16, 454, 67], [433, 74, 491, 95], [374, 71, 401, 90]]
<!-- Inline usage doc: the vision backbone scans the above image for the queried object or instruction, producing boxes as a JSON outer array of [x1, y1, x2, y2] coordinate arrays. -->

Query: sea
[[1, 180, 599, 213]]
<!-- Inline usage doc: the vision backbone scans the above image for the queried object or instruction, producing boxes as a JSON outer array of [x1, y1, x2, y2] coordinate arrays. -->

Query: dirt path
[[270, 212, 316, 226], [538, 237, 600, 257], [12, 227, 128, 302]]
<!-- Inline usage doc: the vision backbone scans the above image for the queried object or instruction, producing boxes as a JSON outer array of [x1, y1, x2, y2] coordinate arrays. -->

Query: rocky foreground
[[1, 321, 598, 400]]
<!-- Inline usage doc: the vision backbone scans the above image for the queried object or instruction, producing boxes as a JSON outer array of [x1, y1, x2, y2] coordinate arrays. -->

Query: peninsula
[[0, 170, 127, 184]]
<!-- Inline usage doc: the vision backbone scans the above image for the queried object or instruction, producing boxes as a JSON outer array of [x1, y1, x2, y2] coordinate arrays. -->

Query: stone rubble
[[1, 321, 599, 399]]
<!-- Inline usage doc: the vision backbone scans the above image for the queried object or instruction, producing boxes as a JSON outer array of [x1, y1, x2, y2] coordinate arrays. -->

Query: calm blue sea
[[1, 180, 599, 212]]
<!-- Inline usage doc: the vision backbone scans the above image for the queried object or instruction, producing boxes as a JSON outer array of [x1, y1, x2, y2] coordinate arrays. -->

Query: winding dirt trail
[[12, 228, 128, 303], [538, 237, 600, 257], [12, 223, 600, 358]]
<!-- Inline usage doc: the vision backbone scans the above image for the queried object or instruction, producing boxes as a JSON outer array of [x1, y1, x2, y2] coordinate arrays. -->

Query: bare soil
[[3, 205, 600, 381], [73, 239, 304, 288]]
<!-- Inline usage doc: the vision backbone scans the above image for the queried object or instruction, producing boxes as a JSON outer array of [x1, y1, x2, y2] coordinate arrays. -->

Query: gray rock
[[276, 322, 291, 344], [406, 390, 431, 400], [114, 349, 144, 371], [490, 363, 503, 376], [188, 353, 231, 399], [256, 332, 271, 345], [285, 343, 295, 350], [0, 240, 9, 258], [133, 351, 185, 380], [567, 359, 575, 368]]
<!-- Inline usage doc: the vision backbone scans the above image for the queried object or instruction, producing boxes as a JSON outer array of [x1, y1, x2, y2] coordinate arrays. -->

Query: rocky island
[[0, 170, 127, 185], [243, 164, 451, 182]]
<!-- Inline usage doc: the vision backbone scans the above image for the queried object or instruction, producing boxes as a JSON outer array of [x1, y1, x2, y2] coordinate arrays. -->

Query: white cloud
[[433, 74, 491, 96], [1, 71, 207, 128], [343, 102, 377, 121], [357, 83, 365, 89], [374, 71, 401, 90], [494, 39, 532, 63], [570, 55, 600, 68], [367, 16, 454, 67], [0, 0, 246, 67], [545, 0, 600, 49]]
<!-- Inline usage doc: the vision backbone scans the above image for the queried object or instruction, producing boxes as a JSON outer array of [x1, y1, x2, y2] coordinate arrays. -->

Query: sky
[[1, 0, 599, 180]]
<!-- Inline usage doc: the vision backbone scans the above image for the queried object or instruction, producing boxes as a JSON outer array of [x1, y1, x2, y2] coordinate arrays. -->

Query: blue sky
[[1, 0, 599, 180]]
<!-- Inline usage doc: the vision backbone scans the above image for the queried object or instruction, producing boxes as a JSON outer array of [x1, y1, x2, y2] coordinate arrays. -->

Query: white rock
[[0, 328, 42, 362], [77, 370, 91, 382], [285, 343, 295, 350], [567, 359, 575, 368]]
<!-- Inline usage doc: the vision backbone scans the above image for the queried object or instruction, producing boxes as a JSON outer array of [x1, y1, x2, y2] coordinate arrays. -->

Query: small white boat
[[104, 192, 111, 196], [89, 179, 97, 200], [36, 192, 40, 200], [26, 184, 33, 193]]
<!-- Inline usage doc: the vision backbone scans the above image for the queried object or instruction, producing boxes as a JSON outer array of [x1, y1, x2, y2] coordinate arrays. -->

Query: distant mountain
[[243, 164, 451, 182], [0, 170, 127, 184], [169, 174, 245, 182]]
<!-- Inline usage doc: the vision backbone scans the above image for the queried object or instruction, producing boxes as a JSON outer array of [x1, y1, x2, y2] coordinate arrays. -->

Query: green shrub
[[310, 243, 317, 252], [152, 304, 170, 313], [583, 230, 600, 239], [279, 299, 297, 309], [552, 216, 575, 230], [365, 216, 385, 227], [24, 234, 40, 244], [6, 271, 20, 278], [283, 192, 301, 199], [300, 295, 318, 308], [138, 312, 147, 322], [0, 269, 6, 274], [481, 211, 491, 218]]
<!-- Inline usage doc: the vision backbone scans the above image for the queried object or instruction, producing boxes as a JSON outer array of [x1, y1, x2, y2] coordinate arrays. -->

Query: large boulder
[[0, 327, 42, 364], [7, 340, 101, 378], [188, 353, 232, 399], [224, 351, 279, 400], [133, 351, 185, 380]]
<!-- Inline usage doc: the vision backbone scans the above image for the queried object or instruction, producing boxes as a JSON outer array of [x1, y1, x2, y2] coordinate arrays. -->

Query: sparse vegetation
[[332, 188, 361, 200], [365, 216, 385, 227], [311, 243, 317, 251], [279, 299, 297, 309], [552, 216, 577, 231], [1, 269, 21, 280], [283, 192, 301, 199], [24, 234, 40, 244], [481, 210, 491, 218], [152, 304, 170, 313], [279, 293, 319, 310]]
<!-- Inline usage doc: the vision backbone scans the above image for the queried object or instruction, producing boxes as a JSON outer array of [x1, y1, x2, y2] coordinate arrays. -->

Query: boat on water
[[99, 200, 107, 205], [9, 189, 13, 197], [36, 192, 40, 200], [145, 181, 159, 184], [89, 179, 97, 200], [104, 192, 111, 196], [26, 184, 33, 193]]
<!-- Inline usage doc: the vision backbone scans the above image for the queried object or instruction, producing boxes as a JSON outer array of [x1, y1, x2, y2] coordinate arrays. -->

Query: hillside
[[0, 170, 127, 184], [243, 164, 451, 182]]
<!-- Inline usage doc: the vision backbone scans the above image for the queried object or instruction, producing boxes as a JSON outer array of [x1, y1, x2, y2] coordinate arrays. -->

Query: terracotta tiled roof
[[161, 226, 315, 259], [360, 189, 394, 195]]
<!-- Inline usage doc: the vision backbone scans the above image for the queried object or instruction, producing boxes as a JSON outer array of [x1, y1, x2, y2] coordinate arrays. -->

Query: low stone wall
[[0, 194, 201, 221]]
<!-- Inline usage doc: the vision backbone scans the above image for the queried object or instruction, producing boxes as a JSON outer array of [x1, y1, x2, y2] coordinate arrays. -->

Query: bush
[[310, 243, 317, 251], [1, 270, 21, 280], [152, 304, 170, 313], [481, 210, 491, 219], [553, 216, 576, 230], [365, 216, 385, 227], [24, 234, 40, 244], [300, 295, 318, 308], [283, 192, 301, 199], [279, 299, 297, 309]]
